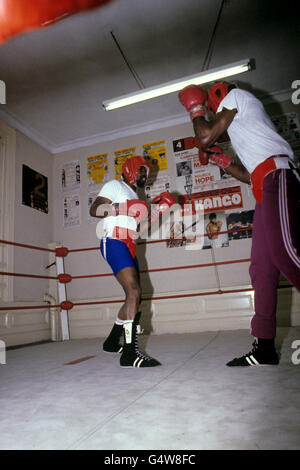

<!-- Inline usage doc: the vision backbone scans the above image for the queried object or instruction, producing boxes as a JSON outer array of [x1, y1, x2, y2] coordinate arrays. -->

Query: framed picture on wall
[[22, 164, 48, 214]]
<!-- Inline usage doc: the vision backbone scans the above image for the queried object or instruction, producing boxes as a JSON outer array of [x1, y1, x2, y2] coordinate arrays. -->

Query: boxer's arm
[[138, 192, 177, 238], [89, 196, 112, 218], [216, 130, 230, 143], [193, 107, 237, 149], [223, 163, 250, 184]]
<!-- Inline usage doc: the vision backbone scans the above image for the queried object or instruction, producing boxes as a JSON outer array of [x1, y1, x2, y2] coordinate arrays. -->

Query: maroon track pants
[[249, 169, 300, 339]]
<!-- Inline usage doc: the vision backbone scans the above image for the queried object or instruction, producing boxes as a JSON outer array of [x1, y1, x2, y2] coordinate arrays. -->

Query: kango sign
[[179, 185, 243, 213]]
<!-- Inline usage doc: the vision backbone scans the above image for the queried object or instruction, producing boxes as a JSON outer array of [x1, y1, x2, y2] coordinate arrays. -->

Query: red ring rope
[[0, 258, 251, 281], [0, 239, 55, 253], [70, 258, 251, 279], [0, 271, 57, 280], [0, 227, 252, 254], [0, 229, 256, 314], [0, 284, 291, 311], [67, 227, 253, 252]]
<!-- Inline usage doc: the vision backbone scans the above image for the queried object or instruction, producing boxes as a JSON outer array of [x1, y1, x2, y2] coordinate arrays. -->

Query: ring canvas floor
[[0, 327, 299, 450]]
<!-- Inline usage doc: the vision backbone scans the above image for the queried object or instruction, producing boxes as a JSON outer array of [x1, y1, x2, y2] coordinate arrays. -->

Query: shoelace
[[243, 341, 258, 358], [133, 328, 152, 361]]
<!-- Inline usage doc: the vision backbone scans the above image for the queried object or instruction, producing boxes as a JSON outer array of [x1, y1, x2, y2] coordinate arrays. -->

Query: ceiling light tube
[[102, 58, 252, 110]]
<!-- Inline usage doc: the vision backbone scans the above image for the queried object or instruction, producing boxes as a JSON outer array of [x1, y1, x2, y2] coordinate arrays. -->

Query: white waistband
[[273, 156, 295, 169]]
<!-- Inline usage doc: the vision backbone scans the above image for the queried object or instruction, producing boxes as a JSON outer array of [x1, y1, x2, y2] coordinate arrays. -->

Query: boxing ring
[[1, 231, 300, 452], [0, 224, 294, 347]]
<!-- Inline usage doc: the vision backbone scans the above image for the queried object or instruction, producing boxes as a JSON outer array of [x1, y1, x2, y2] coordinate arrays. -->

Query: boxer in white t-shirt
[[90, 156, 176, 368], [179, 82, 300, 367]]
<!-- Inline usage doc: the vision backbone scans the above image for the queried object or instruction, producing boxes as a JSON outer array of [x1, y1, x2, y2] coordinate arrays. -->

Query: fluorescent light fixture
[[102, 58, 252, 111]]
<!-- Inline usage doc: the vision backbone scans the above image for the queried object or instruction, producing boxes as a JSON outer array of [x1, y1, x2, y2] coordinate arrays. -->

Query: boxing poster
[[114, 147, 136, 180], [173, 137, 238, 202], [142, 140, 168, 172], [167, 206, 205, 251], [87, 191, 99, 224], [63, 194, 81, 228], [61, 160, 81, 191], [22, 165, 48, 214], [87, 153, 109, 185], [143, 174, 171, 201], [271, 112, 300, 142], [226, 210, 254, 241], [203, 211, 229, 249], [290, 140, 300, 168]]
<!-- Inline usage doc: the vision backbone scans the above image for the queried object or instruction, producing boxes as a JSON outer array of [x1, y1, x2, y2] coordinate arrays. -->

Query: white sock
[[115, 317, 133, 326]]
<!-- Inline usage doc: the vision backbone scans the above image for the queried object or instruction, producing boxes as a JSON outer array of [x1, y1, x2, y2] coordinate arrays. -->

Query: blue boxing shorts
[[100, 237, 140, 276]]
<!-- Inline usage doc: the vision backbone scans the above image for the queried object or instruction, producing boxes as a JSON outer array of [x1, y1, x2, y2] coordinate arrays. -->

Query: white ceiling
[[0, 0, 299, 154]]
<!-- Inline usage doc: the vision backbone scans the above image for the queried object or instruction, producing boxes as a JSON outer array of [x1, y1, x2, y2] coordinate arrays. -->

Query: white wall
[[13, 132, 54, 302], [0, 123, 54, 346]]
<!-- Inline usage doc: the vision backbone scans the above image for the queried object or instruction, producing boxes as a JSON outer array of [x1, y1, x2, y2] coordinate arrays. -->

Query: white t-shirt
[[217, 89, 294, 174], [98, 179, 139, 237]]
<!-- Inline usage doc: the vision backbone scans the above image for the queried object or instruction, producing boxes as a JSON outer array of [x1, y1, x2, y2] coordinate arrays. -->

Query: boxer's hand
[[111, 200, 149, 224], [178, 85, 207, 120], [205, 145, 233, 169], [150, 192, 176, 224]]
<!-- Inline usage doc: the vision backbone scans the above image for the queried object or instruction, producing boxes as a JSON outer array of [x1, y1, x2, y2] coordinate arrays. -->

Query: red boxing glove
[[111, 199, 148, 224], [150, 192, 176, 225], [178, 85, 207, 121], [205, 146, 233, 169], [0, 0, 112, 45]]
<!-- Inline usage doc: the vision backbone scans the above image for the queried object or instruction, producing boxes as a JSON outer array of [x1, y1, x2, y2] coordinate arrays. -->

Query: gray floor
[[0, 327, 300, 450]]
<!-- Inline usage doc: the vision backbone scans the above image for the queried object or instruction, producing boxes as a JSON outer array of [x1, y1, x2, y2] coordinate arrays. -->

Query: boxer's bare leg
[[103, 266, 139, 354], [116, 267, 141, 321]]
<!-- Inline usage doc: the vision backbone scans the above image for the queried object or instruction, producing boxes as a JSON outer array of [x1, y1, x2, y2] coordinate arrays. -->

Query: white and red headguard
[[122, 156, 150, 186]]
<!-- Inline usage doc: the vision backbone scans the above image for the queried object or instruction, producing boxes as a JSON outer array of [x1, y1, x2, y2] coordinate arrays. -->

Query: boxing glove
[[178, 85, 208, 120], [149, 192, 177, 225], [111, 200, 149, 224], [0, 0, 111, 44], [205, 146, 233, 169]]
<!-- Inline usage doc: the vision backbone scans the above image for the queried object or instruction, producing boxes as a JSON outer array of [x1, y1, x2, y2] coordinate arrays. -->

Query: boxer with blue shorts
[[89, 156, 165, 368]]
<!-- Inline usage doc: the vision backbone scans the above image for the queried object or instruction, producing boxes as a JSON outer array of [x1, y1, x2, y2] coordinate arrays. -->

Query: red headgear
[[122, 156, 150, 185], [207, 81, 233, 113]]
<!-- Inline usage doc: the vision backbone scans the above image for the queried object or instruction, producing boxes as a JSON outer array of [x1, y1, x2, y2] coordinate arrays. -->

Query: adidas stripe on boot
[[226, 340, 279, 367]]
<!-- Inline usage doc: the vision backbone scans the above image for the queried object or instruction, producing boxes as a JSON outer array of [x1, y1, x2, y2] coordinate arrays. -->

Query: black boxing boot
[[226, 338, 279, 367], [103, 322, 123, 354], [120, 312, 161, 368]]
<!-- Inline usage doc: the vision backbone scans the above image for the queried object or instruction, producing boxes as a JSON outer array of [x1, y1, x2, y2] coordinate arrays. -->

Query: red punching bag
[[0, 0, 113, 44]]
